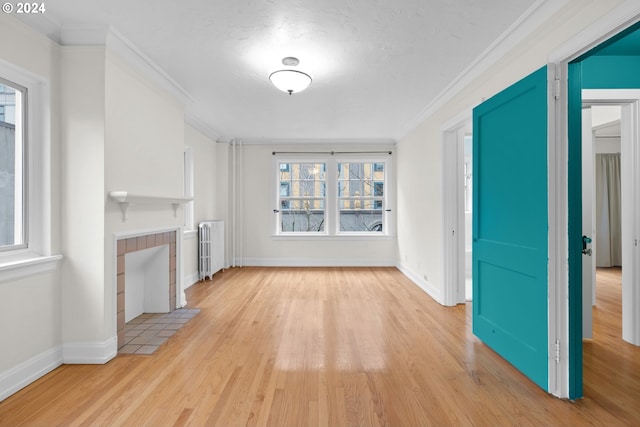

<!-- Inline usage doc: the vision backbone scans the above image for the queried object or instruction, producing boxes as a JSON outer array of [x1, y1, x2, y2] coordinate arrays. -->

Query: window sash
[[336, 161, 385, 234], [0, 76, 27, 251], [278, 162, 327, 233]]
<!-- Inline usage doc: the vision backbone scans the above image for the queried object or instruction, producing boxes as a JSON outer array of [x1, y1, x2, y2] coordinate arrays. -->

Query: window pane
[[337, 162, 385, 233], [0, 79, 25, 250], [278, 162, 326, 233], [339, 199, 383, 232]]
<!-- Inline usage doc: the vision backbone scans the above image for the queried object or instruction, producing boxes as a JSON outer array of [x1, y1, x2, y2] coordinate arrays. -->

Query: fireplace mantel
[[109, 191, 193, 220]]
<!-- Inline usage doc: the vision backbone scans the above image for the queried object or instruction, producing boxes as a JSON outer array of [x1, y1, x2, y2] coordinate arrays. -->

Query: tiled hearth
[[119, 308, 200, 355], [116, 230, 177, 350]]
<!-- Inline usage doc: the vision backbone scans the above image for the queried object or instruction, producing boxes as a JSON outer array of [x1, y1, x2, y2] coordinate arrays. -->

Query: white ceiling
[[17, 0, 536, 143]]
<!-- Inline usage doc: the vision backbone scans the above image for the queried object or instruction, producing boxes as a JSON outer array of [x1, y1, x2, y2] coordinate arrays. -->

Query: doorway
[[582, 103, 623, 340], [580, 92, 640, 348], [442, 118, 471, 306]]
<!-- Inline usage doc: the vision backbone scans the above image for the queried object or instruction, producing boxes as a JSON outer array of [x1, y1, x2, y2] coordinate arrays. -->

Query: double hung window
[[275, 157, 390, 236], [278, 162, 326, 232]]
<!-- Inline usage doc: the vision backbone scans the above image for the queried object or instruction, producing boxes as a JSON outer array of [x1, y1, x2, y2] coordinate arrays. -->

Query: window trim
[[273, 155, 393, 238], [0, 57, 57, 279], [183, 145, 194, 232], [275, 158, 329, 235]]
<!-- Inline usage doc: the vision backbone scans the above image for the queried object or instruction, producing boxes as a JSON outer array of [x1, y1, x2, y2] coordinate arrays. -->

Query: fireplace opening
[[116, 230, 177, 350], [125, 245, 170, 322]]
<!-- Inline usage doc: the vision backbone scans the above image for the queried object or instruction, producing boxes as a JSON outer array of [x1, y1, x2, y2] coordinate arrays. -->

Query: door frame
[[583, 90, 640, 347], [550, 3, 640, 399], [442, 114, 471, 306]]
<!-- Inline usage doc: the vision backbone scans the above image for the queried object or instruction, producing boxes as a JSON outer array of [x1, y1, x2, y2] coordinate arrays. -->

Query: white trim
[[183, 272, 200, 290], [549, 1, 640, 63], [398, 0, 570, 140], [184, 229, 198, 239], [183, 146, 195, 231], [397, 262, 445, 305], [242, 257, 396, 267], [0, 254, 62, 283], [238, 138, 396, 146], [547, 63, 566, 398], [184, 111, 223, 143], [62, 337, 117, 364], [582, 90, 640, 346], [59, 25, 191, 106], [441, 114, 471, 307], [0, 346, 63, 402]]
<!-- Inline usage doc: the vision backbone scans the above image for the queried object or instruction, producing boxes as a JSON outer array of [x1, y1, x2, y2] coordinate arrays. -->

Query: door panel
[[473, 66, 549, 390]]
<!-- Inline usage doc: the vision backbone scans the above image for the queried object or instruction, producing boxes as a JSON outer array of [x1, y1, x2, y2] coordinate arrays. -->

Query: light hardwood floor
[[0, 267, 638, 426]]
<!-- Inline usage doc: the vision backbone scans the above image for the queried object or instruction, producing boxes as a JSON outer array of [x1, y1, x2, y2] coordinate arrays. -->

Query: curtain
[[595, 153, 622, 267]]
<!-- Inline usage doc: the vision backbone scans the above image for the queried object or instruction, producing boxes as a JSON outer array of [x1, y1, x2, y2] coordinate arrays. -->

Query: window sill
[[0, 253, 63, 284]]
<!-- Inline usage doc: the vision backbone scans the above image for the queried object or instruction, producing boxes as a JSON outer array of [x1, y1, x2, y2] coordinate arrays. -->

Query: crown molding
[[57, 24, 191, 107], [184, 107, 225, 143], [397, 0, 569, 141], [238, 137, 397, 146], [549, 0, 640, 63], [105, 28, 191, 106]]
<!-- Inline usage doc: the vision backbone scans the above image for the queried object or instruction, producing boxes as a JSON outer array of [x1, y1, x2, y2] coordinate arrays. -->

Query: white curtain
[[595, 153, 622, 267]]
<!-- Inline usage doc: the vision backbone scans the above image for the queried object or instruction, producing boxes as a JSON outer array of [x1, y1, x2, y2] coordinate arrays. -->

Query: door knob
[[582, 235, 592, 256]]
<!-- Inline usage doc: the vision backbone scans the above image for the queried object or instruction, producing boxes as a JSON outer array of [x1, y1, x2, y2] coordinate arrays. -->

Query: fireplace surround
[[115, 229, 181, 350]]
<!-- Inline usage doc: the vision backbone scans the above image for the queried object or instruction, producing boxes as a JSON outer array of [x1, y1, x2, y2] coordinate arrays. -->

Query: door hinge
[[554, 340, 560, 363], [553, 79, 561, 100]]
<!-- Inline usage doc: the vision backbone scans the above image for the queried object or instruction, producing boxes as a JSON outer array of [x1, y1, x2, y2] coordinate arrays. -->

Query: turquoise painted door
[[472, 66, 549, 390]]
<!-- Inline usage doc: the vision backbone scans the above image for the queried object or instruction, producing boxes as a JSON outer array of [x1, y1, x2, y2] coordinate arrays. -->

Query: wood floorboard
[[0, 266, 638, 426]]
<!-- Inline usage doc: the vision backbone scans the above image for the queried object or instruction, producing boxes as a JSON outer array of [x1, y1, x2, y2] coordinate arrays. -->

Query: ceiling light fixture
[[269, 57, 312, 95]]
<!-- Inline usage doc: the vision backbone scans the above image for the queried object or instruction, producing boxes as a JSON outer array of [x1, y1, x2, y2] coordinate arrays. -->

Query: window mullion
[[326, 159, 338, 236]]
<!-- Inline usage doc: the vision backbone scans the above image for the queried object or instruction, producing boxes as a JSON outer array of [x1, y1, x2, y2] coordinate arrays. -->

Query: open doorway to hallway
[[582, 104, 623, 340]]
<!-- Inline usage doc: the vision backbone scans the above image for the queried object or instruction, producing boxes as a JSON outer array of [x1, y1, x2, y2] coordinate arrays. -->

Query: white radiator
[[199, 220, 224, 280]]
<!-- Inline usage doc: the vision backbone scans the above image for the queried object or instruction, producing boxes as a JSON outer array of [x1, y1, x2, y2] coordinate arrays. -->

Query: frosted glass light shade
[[269, 70, 312, 95]]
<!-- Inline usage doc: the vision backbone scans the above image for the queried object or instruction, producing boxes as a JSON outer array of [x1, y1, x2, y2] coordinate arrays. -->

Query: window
[[275, 157, 391, 236], [183, 146, 194, 231], [278, 162, 326, 232], [0, 78, 27, 251], [338, 162, 385, 232]]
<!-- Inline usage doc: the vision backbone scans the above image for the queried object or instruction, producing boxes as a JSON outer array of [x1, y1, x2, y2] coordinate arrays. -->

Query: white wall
[[60, 46, 107, 347], [183, 124, 222, 286], [396, 0, 627, 303], [0, 15, 62, 399], [239, 143, 397, 266]]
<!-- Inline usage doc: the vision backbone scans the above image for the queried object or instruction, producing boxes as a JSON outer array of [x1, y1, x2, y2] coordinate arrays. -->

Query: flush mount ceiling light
[[269, 57, 312, 95]]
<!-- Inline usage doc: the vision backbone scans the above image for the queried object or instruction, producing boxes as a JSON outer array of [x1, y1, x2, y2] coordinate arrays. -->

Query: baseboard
[[242, 257, 397, 267], [183, 272, 199, 290], [62, 337, 117, 364], [397, 263, 445, 305], [0, 346, 63, 402]]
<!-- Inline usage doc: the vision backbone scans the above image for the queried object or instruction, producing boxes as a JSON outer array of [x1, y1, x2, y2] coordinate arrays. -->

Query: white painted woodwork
[[582, 107, 595, 339]]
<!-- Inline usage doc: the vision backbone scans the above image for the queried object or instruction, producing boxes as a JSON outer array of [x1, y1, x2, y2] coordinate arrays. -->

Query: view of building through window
[[337, 162, 384, 232], [278, 162, 327, 232], [0, 79, 26, 249], [277, 159, 388, 234]]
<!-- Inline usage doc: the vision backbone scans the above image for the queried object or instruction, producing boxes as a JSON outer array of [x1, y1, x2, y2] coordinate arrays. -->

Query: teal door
[[472, 66, 549, 390]]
